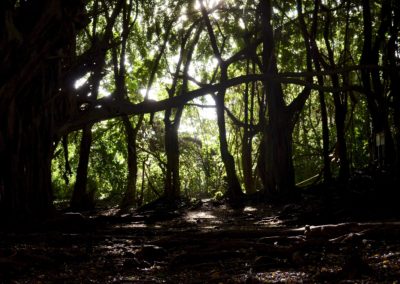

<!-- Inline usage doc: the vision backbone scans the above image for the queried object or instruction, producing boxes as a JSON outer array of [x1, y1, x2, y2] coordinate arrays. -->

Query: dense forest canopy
[[0, 0, 399, 222]]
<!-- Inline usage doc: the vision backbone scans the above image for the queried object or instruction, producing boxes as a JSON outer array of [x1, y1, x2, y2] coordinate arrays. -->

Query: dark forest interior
[[1, 0, 400, 282]]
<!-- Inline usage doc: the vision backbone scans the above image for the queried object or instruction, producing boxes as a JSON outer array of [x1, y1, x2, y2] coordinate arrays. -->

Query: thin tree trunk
[[308, 0, 331, 182], [162, 23, 202, 201], [137, 159, 146, 207], [70, 0, 123, 210], [319, 93, 331, 180], [164, 108, 183, 200], [215, 86, 243, 201], [199, 2, 243, 202], [111, 0, 140, 209], [242, 59, 255, 194], [70, 125, 94, 210], [322, 8, 349, 181], [242, 132, 254, 194], [120, 116, 138, 208]]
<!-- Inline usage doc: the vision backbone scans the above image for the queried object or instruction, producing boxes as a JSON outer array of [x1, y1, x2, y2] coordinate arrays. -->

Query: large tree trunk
[[387, 2, 400, 167], [258, 0, 310, 196], [256, 0, 313, 196], [0, 0, 84, 222], [361, 0, 395, 166], [262, 119, 296, 196], [0, 102, 56, 221]]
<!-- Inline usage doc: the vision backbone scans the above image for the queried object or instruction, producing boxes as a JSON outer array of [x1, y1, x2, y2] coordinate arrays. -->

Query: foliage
[[50, 0, 399, 206], [1, 0, 398, 217]]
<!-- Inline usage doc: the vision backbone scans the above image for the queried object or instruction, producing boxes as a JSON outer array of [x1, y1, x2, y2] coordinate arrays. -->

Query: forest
[[0, 0, 400, 282]]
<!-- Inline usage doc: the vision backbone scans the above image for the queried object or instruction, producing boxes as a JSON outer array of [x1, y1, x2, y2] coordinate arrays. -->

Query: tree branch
[[58, 71, 367, 136]]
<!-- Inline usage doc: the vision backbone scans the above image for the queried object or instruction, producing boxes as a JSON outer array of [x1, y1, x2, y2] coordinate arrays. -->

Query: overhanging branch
[[58, 69, 373, 136]]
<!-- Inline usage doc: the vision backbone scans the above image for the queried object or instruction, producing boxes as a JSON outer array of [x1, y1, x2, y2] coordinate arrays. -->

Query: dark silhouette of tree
[[0, 0, 87, 221]]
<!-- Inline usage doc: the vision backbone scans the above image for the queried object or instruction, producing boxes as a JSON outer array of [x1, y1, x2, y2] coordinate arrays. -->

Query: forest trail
[[1, 195, 400, 283]]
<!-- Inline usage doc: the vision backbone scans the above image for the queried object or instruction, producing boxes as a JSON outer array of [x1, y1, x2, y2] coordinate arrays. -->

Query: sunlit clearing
[[194, 0, 220, 10], [140, 88, 157, 100]]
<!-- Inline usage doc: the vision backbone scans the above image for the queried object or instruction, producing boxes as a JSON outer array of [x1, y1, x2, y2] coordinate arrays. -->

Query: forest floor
[[1, 170, 400, 283]]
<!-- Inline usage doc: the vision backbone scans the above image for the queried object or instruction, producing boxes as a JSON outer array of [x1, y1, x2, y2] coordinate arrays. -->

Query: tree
[[296, 0, 332, 182], [257, 0, 312, 196], [360, 0, 395, 166], [2, 0, 399, 222], [163, 21, 203, 200], [0, 0, 87, 221], [111, 0, 138, 209], [71, 0, 123, 210], [200, 0, 244, 202]]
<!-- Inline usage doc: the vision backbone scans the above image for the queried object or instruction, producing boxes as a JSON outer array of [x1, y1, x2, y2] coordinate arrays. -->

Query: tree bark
[[0, 0, 85, 222], [114, 0, 139, 209], [309, 0, 332, 182], [360, 0, 395, 166], [120, 116, 139, 208], [200, 1, 243, 202], [386, 1, 400, 171], [164, 108, 183, 200], [242, 60, 255, 194], [322, 8, 349, 181], [215, 86, 243, 201], [387, 1, 400, 167], [258, 0, 311, 196], [70, 0, 123, 210], [162, 23, 201, 201], [70, 125, 94, 210]]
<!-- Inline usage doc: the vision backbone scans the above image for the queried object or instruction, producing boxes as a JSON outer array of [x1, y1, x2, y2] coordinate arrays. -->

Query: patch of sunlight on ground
[[117, 223, 162, 229], [185, 211, 217, 223], [243, 206, 257, 212], [254, 271, 311, 282]]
